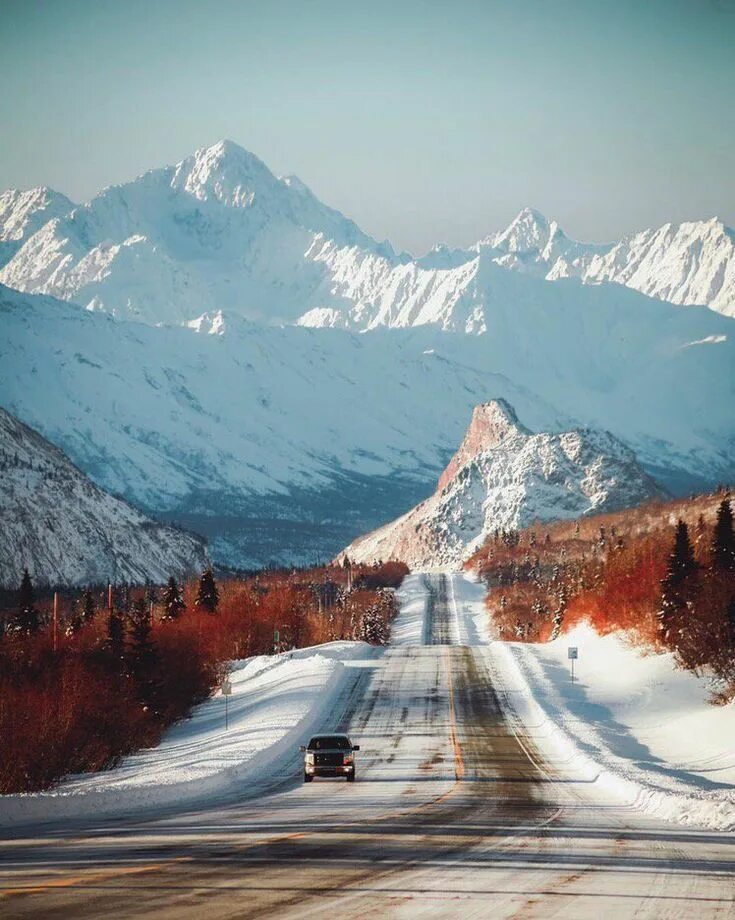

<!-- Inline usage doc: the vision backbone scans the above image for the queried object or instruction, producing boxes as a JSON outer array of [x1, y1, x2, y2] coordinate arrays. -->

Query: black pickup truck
[[300, 734, 360, 782]]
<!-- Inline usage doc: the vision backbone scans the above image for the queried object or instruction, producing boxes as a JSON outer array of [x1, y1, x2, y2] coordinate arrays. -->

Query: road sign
[[221, 678, 232, 730], [273, 629, 280, 644], [568, 647, 578, 682]]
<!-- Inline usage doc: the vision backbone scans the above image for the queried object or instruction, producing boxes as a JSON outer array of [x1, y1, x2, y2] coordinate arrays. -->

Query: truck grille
[[315, 752, 344, 767]]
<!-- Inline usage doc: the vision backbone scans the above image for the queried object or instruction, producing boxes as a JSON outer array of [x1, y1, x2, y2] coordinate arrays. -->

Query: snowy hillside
[[1, 282, 732, 566], [0, 187, 75, 269], [1, 142, 733, 329], [0, 406, 208, 587], [339, 401, 661, 569]]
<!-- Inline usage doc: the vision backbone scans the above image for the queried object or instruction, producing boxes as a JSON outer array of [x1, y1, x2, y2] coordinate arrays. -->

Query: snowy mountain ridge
[[1, 282, 732, 567], [0, 140, 733, 326], [339, 401, 661, 569], [0, 406, 208, 587], [0, 186, 75, 269]]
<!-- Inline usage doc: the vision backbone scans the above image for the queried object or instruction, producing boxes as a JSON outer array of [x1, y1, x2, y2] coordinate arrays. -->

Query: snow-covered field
[[0, 641, 376, 829], [446, 575, 735, 831]]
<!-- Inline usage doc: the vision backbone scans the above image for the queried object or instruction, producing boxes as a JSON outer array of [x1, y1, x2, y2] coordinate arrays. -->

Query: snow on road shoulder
[[450, 570, 493, 645], [486, 622, 735, 831], [0, 641, 377, 830], [390, 574, 429, 645]]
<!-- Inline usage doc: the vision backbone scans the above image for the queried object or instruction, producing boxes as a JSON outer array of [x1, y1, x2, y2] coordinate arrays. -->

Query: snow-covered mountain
[[299, 208, 735, 329], [339, 401, 661, 569], [0, 406, 208, 587], [0, 140, 733, 568], [1, 141, 733, 330], [0, 140, 397, 326], [580, 218, 735, 317], [0, 187, 75, 269], [1, 282, 732, 567]]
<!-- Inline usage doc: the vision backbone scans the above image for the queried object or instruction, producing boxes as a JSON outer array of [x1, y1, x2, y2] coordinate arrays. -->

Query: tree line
[[469, 492, 735, 696], [0, 560, 407, 793]]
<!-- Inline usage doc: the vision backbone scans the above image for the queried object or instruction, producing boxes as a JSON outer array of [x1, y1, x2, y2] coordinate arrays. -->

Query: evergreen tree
[[81, 589, 96, 623], [357, 604, 390, 645], [711, 498, 735, 572], [65, 599, 84, 637], [161, 576, 186, 621], [659, 520, 698, 640], [195, 569, 219, 614], [128, 598, 158, 704], [106, 603, 125, 666], [9, 568, 41, 635], [145, 582, 158, 606]]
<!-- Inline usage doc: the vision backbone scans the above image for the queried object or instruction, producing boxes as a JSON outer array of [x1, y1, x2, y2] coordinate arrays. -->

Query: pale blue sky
[[1, 0, 733, 254]]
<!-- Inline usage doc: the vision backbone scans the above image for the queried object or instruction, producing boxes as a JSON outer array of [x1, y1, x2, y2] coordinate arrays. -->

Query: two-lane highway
[[2, 574, 734, 918]]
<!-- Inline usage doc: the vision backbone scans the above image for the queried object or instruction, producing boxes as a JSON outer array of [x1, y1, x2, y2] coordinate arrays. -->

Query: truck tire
[[304, 772, 313, 783], [346, 771, 355, 782]]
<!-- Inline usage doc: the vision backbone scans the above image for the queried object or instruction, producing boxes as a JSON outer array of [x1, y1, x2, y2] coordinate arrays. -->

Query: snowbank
[[390, 573, 428, 645], [0, 641, 376, 830], [488, 622, 735, 831]]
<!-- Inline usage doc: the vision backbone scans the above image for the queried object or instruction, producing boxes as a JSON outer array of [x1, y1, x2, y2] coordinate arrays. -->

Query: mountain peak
[[173, 139, 277, 206], [437, 400, 529, 491], [340, 402, 660, 569], [515, 206, 549, 225], [476, 206, 562, 256]]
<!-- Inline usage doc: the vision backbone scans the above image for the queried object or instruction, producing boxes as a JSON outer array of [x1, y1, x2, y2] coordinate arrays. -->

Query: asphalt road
[[2, 574, 734, 918]]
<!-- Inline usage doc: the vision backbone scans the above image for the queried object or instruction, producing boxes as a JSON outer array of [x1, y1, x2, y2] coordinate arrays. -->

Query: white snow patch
[[681, 334, 727, 348]]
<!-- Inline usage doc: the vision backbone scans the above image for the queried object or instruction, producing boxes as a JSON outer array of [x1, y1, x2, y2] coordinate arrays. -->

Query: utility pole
[[53, 591, 58, 652]]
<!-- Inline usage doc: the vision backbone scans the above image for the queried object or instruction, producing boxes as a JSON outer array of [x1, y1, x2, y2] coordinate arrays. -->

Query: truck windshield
[[308, 736, 350, 750]]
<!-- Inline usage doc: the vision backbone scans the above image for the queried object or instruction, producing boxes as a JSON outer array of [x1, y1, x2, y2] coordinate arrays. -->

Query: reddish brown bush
[[468, 490, 735, 691], [0, 561, 406, 793]]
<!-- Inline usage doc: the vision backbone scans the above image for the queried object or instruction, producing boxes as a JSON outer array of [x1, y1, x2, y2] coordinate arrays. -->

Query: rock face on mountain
[[338, 401, 661, 570], [0, 407, 208, 587]]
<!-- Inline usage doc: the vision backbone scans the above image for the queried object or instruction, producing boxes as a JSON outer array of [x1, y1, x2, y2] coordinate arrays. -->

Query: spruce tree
[[195, 569, 219, 614], [10, 568, 41, 635], [106, 603, 125, 666], [128, 598, 158, 704], [82, 589, 96, 623], [65, 599, 84, 636], [711, 498, 735, 572], [161, 576, 186, 621], [659, 520, 698, 640]]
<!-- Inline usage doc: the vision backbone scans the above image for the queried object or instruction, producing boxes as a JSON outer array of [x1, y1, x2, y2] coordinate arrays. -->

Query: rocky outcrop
[[339, 401, 661, 570]]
